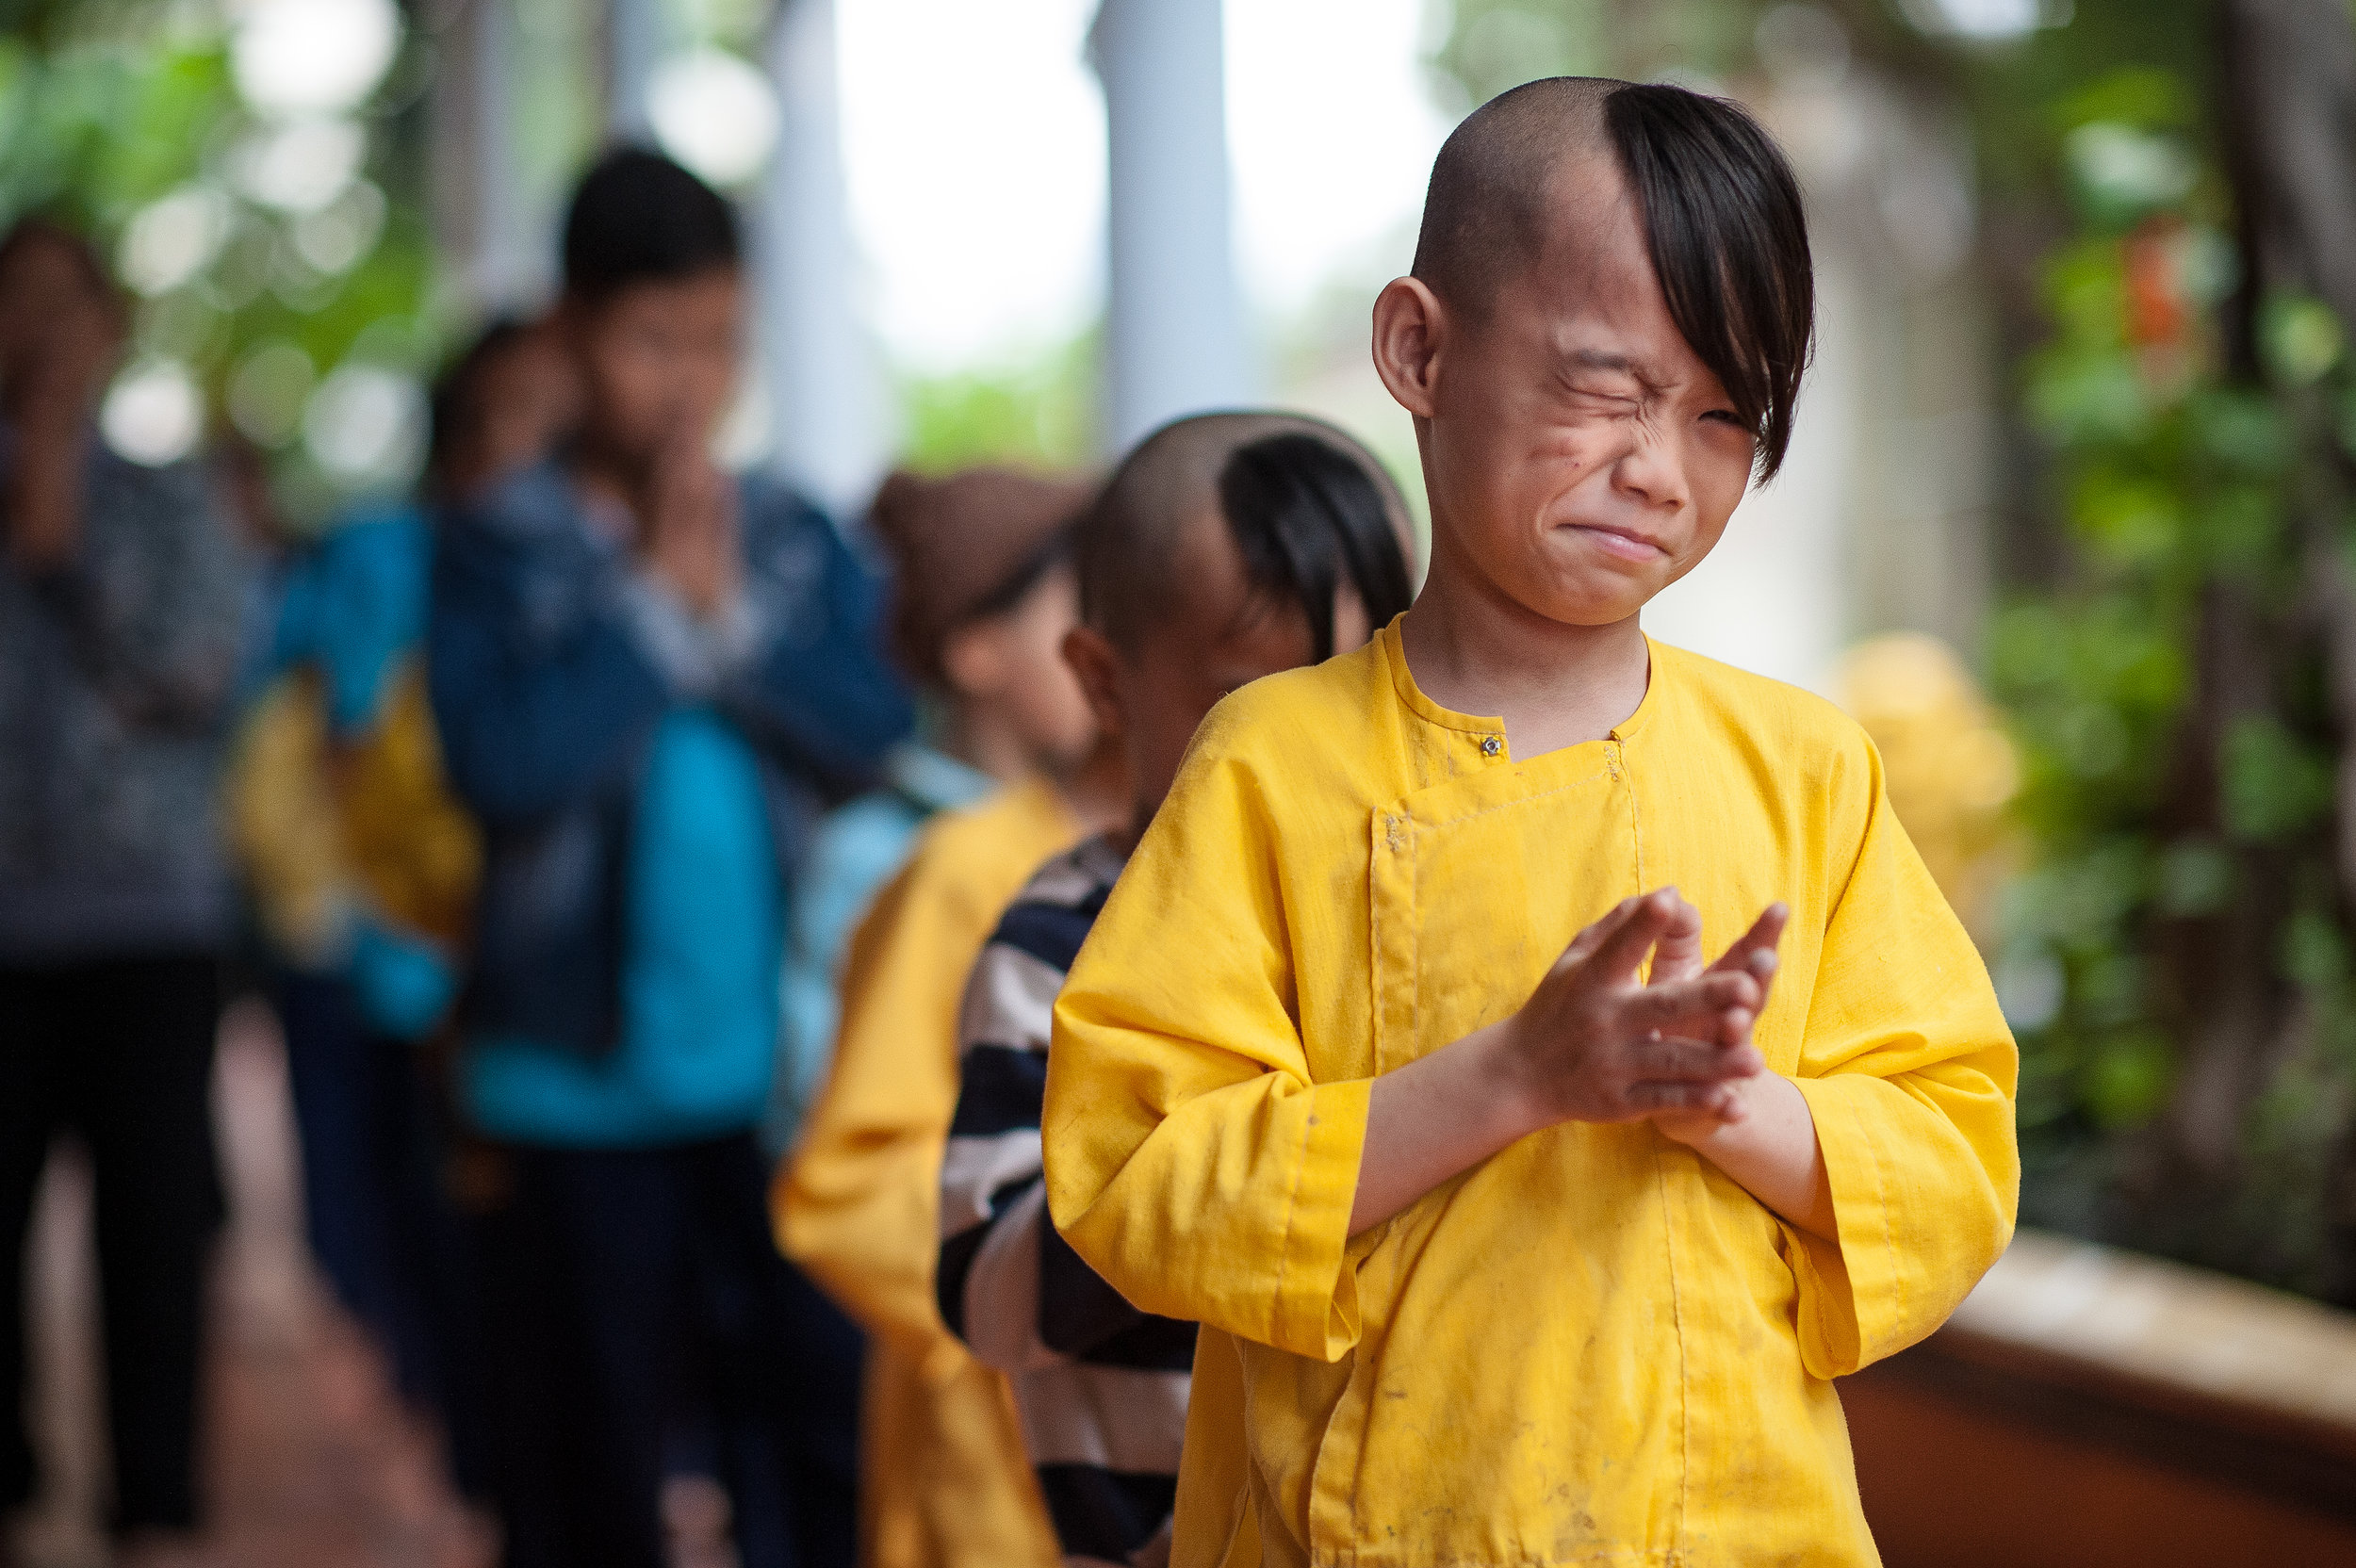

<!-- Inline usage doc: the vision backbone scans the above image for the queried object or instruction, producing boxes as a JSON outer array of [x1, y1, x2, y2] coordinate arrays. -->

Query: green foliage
[[0, 11, 440, 528], [0, 31, 228, 228], [895, 330, 1099, 477], [1983, 42, 2356, 1290], [2220, 715, 2335, 841]]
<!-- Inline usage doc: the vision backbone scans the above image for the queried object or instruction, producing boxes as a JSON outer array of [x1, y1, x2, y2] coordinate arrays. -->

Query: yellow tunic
[[775, 776, 1080, 1568], [1044, 625, 2019, 1568]]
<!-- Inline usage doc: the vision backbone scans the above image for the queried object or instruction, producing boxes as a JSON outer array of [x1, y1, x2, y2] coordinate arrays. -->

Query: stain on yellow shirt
[[1044, 624, 2019, 1568], [776, 776, 1080, 1568]]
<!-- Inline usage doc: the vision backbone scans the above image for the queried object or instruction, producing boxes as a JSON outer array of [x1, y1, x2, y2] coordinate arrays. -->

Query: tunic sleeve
[[1044, 743, 1370, 1364], [1785, 736, 2021, 1379], [776, 859, 973, 1370]]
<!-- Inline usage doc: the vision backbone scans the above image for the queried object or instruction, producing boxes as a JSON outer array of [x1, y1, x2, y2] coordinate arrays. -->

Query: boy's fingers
[[1629, 1036, 1764, 1083], [1584, 889, 1680, 980], [1696, 904, 1788, 1030], [1627, 970, 1759, 1026], [1628, 1081, 1739, 1116], [1561, 895, 1644, 965], [1735, 950, 1780, 1026], [1708, 903, 1790, 973], [1648, 895, 1708, 982]]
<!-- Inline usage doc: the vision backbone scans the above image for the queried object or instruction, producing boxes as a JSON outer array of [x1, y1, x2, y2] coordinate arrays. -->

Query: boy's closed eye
[[1563, 383, 1644, 416]]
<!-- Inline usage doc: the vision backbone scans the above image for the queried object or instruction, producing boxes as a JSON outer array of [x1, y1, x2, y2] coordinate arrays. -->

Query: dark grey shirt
[[0, 433, 254, 961]]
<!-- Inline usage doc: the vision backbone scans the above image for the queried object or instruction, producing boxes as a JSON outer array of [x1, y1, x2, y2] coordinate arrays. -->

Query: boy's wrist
[[1469, 1019, 1560, 1145], [1650, 1069, 1770, 1152], [1651, 1103, 1732, 1150]]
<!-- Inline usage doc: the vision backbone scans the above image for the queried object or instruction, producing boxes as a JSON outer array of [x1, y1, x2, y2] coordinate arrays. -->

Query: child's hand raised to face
[[1496, 889, 1782, 1131], [640, 423, 741, 621]]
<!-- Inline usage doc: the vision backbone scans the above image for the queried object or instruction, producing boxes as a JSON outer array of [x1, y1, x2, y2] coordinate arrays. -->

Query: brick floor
[[15, 998, 498, 1568]]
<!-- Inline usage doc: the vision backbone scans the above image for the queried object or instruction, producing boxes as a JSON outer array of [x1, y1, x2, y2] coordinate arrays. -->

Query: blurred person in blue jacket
[[428, 148, 911, 1568], [223, 316, 577, 1507], [0, 218, 254, 1567], [764, 464, 1097, 1160]]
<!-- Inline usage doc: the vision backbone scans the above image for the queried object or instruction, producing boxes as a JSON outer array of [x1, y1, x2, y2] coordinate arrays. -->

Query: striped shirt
[[937, 837, 1194, 1568]]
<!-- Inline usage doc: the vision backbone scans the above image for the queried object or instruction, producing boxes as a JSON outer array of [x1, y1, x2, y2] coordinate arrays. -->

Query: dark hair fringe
[[1216, 433, 1417, 662], [962, 521, 1077, 626], [1604, 85, 1814, 479], [561, 146, 741, 298]]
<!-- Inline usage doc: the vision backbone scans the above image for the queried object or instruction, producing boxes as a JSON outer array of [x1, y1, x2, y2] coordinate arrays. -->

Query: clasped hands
[[1349, 887, 1819, 1238], [1493, 888, 1789, 1145], [637, 421, 742, 621]]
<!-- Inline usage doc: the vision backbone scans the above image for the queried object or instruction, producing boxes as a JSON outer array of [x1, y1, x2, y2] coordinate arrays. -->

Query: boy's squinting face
[[1380, 156, 1759, 628], [568, 267, 741, 466]]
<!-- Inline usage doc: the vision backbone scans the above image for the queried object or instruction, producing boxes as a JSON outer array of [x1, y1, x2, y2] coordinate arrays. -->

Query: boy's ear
[[1060, 625, 1126, 742], [1371, 276, 1446, 421]]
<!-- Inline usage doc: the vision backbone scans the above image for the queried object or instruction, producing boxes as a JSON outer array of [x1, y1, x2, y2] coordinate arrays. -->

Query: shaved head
[[1076, 410, 1413, 654], [1412, 77, 1814, 476], [1412, 77, 1618, 318]]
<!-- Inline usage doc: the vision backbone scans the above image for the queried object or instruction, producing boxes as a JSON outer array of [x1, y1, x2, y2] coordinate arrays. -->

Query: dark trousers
[[0, 955, 223, 1532], [275, 972, 491, 1499], [475, 1132, 860, 1568]]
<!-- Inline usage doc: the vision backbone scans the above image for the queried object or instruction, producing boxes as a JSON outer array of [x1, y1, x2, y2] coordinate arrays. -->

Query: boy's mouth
[[1562, 522, 1670, 563]]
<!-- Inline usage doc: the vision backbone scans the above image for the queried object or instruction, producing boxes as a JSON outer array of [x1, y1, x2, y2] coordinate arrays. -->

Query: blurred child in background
[[224, 315, 577, 1501], [0, 217, 254, 1568], [766, 466, 1095, 1160], [936, 416, 1415, 1568], [429, 148, 910, 1568], [775, 469, 1120, 1568]]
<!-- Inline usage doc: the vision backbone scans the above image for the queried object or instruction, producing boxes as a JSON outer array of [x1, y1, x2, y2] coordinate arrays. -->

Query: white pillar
[[467, 0, 538, 309], [429, 0, 543, 313], [607, 0, 665, 140], [755, 0, 892, 517], [1088, 0, 1254, 451]]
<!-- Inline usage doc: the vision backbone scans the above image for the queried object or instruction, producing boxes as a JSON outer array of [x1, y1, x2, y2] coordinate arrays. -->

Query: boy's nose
[[1608, 432, 1691, 514]]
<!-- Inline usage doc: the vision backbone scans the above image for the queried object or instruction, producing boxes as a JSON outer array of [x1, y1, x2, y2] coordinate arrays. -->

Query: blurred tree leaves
[[897, 329, 1099, 477], [1988, 10, 2355, 1297], [0, 2, 437, 528]]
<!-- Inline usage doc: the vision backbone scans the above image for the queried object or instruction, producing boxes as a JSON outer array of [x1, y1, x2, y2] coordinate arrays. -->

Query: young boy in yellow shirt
[[1041, 78, 2019, 1568]]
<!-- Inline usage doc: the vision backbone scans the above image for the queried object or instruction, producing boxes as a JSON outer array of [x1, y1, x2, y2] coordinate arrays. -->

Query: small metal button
[[1480, 735, 1502, 757]]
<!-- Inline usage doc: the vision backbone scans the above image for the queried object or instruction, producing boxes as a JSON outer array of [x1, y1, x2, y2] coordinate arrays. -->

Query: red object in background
[[2123, 216, 2192, 351]]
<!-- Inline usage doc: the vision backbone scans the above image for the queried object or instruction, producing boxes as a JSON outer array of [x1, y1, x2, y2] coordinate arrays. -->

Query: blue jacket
[[428, 460, 912, 1057], [270, 500, 433, 739]]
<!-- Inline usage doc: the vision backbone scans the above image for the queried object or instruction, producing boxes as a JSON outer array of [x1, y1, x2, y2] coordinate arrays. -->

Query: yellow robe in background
[[1044, 624, 2020, 1568], [776, 776, 1081, 1568], [225, 660, 481, 959]]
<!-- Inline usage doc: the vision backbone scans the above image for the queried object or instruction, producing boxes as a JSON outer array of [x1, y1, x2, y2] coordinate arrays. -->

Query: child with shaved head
[[937, 413, 1414, 1568], [1041, 80, 2018, 1567]]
